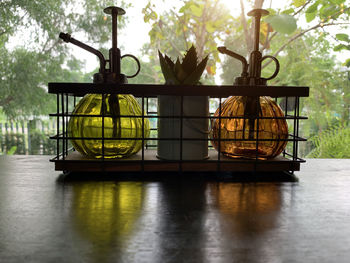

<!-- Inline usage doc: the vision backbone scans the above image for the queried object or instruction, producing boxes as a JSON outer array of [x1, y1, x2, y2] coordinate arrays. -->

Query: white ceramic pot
[[157, 95, 209, 160]]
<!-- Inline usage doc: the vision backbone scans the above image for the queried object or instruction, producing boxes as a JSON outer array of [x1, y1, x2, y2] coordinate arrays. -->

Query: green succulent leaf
[[175, 58, 187, 82], [182, 45, 198, 74], [158, 50, 179, 84], [164, 54, 175, 68], [183, 55, 208, 85]]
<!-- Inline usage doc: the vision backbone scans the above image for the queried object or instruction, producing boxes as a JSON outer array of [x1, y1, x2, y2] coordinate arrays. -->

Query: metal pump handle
[[217, 46, 248, 77], [103, 6, 140, 79], [121, 54, 141, 78], [59, 32, 106, 72], [261, 55, 280, 81], [247, 9, 280, 83]]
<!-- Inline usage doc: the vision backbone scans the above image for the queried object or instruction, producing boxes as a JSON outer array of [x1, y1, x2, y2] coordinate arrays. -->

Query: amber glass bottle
[[68, 94, 150, 159], [210, 96, 288, 159], [212, 9, 288, 160]]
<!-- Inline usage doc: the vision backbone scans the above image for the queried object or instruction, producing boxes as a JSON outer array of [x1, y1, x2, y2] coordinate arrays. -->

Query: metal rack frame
[[48, 83, 309, 175]]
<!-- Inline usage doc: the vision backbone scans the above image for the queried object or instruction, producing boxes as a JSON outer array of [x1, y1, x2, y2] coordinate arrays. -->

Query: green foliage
[[265, 33, 350, 156], [219, 24, 249, 84], [0, 144, 18, 156], [271, 34, 348, 126], [0, 47, 55, 119], [307, 124, 350, 158], [220, 0, 350, 158], [335, 33, 349, 42], [303, 0, 348, 23], [119, 49, 164, 84], [265, 14, 297, 34], [306, 2, 319, 15], [293, 0, 307, 7], [334, 33, 350, 67], [28, 130, 56, 155], [6, 146, 17, 155], [262, 0, 350, 64], [0, 0, 129, 120], [1, 131, 25, 155], [143, 0, 234, 84], [345, 58, 350, 67]]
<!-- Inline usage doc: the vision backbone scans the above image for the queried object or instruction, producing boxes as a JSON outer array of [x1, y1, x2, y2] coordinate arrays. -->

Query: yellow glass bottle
[[210, 96, 288, 159], [59, 6, 149, 159], [68, 94, 150, 158]]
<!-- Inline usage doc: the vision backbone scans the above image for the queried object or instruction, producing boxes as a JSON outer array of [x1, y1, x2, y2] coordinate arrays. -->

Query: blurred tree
[[219, 0, 350, 156], [307, 123, 350, 158], [142, 0, 234, 84], [0, 0, 129, 119], [120, 46, 163, 84], [264, 34, 349, 134], [220, 0, 350, 78]]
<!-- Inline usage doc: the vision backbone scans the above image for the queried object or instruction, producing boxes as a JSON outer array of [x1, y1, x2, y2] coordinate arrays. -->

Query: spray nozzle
[[58, 6, 140, 83], [218, 9, 280, 85]]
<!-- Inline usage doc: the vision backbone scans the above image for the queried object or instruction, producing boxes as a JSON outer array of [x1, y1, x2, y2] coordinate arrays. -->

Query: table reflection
[[71, 181, 145, 262], [58, 176, 286, 263], [211, 183, 281, 233], [207, 183, 283, 262]]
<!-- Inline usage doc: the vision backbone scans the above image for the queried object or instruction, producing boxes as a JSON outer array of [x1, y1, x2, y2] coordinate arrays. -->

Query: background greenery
[[1, 0, 349, 157]]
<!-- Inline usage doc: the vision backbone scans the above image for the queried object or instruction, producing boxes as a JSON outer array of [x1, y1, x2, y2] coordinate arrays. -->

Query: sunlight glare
[[218, 0, 241, 16]]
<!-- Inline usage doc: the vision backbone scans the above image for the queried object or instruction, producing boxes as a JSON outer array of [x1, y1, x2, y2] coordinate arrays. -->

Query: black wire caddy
[[48, 7, 309, 177]]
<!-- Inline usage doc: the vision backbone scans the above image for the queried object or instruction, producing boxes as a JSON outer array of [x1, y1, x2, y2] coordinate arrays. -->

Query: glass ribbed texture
[[68, 94, 150, 158], [210, 96, 288, 159]]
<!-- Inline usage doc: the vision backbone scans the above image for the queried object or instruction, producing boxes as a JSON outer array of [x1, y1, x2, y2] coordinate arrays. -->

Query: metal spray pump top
[[59, 6, 140, 84], [218, 9, 280, 86]]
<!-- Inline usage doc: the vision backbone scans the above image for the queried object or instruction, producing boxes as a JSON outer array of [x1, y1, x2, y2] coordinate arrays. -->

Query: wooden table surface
[[0, 156, 349, 263]]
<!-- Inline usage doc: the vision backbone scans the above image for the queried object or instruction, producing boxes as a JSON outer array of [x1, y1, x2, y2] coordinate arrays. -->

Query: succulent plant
[[158, 45, 208, 85]]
